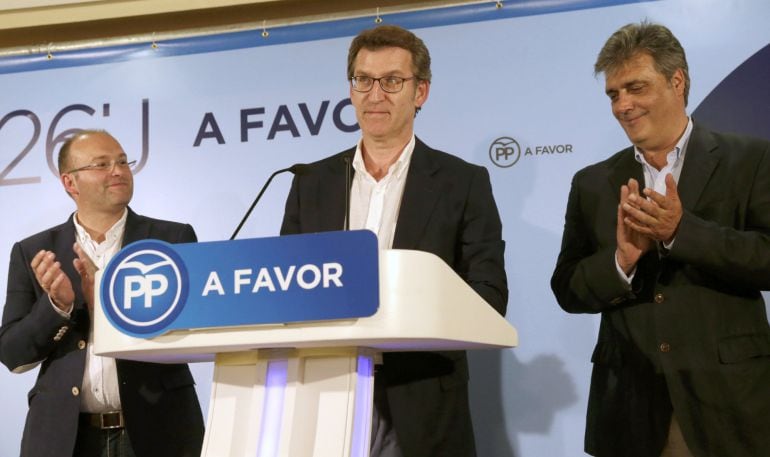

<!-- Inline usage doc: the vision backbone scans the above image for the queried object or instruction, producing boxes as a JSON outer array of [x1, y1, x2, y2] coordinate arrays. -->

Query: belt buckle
[[100, 411, 124, 429]]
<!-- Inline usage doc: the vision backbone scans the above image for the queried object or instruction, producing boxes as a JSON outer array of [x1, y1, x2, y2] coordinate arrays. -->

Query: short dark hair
[[594, 20, 690, 105], [57, 129, 112, 174], [347, 25, 432, 83]]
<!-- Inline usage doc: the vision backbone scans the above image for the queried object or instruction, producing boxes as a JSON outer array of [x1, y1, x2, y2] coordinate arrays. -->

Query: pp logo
[[101, 240, 189, 337], [489, 137, 521, 168]]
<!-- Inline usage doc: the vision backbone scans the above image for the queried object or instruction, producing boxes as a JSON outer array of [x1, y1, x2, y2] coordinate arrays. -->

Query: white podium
[[94, 249, 518, 457]]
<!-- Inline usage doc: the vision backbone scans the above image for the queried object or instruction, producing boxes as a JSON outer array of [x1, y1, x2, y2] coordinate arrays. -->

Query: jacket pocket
[[718, 332, 770, 364]]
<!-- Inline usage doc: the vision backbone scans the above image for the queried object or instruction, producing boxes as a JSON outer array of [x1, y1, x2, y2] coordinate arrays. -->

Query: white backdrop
[[2, 0, 769, 455]]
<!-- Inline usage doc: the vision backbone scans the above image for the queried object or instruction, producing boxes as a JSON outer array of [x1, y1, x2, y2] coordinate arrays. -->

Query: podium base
[[201, 347, 376, 457]]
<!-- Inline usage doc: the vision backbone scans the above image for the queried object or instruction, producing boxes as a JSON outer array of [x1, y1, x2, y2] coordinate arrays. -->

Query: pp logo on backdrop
[[101, 240, 189, 336], [489, 137, 521, 168]]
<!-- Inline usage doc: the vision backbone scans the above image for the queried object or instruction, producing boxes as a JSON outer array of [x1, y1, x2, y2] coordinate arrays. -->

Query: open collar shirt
[[71, 208, 128, 413], [349, 135, 415, 251], [617, 118, 694, 284]]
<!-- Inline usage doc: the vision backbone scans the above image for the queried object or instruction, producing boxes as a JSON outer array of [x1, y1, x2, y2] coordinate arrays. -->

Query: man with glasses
[[281, 25, 507, 457], [0, 130, 204, 457]]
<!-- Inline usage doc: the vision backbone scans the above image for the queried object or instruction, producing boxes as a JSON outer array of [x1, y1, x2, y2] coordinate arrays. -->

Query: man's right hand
[[616, 178, 653, 275], [31, 250, 75, 312]]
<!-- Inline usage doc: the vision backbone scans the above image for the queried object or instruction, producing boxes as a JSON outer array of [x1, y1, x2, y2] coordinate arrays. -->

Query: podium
[[94, 234, 518, 457]]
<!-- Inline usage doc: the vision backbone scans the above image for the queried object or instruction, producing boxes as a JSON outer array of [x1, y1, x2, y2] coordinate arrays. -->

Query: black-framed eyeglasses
[[350, 75, 417, 93], [65, 159, 136, 174]]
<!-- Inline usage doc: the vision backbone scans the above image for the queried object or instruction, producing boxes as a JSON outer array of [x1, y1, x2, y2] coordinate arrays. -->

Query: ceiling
[[0, 0, 486, 51]]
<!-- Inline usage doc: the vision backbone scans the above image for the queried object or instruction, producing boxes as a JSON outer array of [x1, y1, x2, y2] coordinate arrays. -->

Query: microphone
[[343, 155, 352, 231], [229, 163, 309, 240]]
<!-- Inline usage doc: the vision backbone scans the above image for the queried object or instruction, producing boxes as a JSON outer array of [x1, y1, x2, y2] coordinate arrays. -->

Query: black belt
[[79, 411, 124, 429]]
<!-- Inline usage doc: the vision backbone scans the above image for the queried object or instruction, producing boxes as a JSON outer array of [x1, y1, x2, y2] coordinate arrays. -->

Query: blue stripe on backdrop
[[0, 0, 655, 75]]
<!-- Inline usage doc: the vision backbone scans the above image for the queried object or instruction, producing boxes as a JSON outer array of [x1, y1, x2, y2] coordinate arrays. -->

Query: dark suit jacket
[[0, 208, 204, 457], [281, 137, 508, 457], [551, 124, 770, 457]]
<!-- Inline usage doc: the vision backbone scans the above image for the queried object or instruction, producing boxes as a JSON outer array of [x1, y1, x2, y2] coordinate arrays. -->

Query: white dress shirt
[[65, 209, 128, 413], [349, 136, 415, 250]]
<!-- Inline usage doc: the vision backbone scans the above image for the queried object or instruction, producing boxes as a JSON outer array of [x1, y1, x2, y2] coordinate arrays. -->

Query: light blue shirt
[[634, 118, 693, 196], [616, 118, 694, 285]]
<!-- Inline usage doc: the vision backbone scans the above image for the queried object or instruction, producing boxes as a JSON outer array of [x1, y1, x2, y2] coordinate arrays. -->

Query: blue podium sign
[[100, 230, 380, 338]]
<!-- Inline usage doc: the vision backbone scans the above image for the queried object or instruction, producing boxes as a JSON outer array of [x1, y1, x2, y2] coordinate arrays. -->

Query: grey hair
[[594, 20, 690, 105]]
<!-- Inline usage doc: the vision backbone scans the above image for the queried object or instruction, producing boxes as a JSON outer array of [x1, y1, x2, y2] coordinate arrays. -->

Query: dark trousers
[[659, 415, 694, 457], [371, 373, 404, 457], [73, 418, 136, 457]]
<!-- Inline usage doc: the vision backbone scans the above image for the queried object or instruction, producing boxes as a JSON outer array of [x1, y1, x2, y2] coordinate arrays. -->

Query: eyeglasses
[[350, 75, 417, 93], [65, 159, 136, 174]]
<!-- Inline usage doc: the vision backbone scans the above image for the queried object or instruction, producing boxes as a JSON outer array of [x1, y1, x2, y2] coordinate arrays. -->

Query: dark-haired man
[[281, 25, 508, 457], [552, 21, 770, 457]]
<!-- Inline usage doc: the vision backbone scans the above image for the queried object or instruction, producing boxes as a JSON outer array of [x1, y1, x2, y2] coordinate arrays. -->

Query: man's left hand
[[621, 173, 682, 243], [73, 242, 97, 313]]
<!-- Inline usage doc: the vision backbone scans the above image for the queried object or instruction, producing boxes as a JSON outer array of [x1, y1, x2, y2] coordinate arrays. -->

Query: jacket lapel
[[317, 149, 355, 232], [393, 138, 441, 250], [607, 125, 720, 210], [121, 207, 148, 247], [608, 146, 644, 200], [54, 216, 83, 305], [677, 125, 720, 211]]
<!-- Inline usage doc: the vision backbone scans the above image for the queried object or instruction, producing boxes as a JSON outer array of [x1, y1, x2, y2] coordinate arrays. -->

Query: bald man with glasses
[[0, 130, 204, 457], [281, 25, 508, 457]]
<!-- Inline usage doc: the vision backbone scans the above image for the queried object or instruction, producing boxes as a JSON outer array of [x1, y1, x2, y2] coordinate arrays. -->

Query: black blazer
[[551, 124, 770, 457], [281, 137, 508, 457], [0, 208, 204, 457]]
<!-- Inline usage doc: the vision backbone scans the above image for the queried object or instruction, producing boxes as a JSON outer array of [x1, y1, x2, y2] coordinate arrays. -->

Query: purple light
[[257, 359, 288, 457], [350, 354, 374, 457]]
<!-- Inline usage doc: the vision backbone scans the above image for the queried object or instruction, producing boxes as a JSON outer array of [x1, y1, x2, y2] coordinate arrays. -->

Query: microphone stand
[[229, 165, 302, 240], [344, 155, 352, 230]]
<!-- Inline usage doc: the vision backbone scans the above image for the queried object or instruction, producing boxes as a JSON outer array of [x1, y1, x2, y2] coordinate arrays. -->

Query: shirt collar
[[352, 135, 416, 181], [634, 117, 694, 167], [73, 208, 128, 245]]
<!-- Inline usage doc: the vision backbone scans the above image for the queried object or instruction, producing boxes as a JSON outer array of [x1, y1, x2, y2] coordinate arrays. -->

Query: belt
[[79, 411, 125, 429]]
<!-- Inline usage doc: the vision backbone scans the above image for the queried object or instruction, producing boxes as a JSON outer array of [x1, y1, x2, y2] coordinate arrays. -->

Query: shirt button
[[659, 342, 671, 353], [654, 293, 664, 304], [71, 386, 80, 396], [78, 340, 87, 350]]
